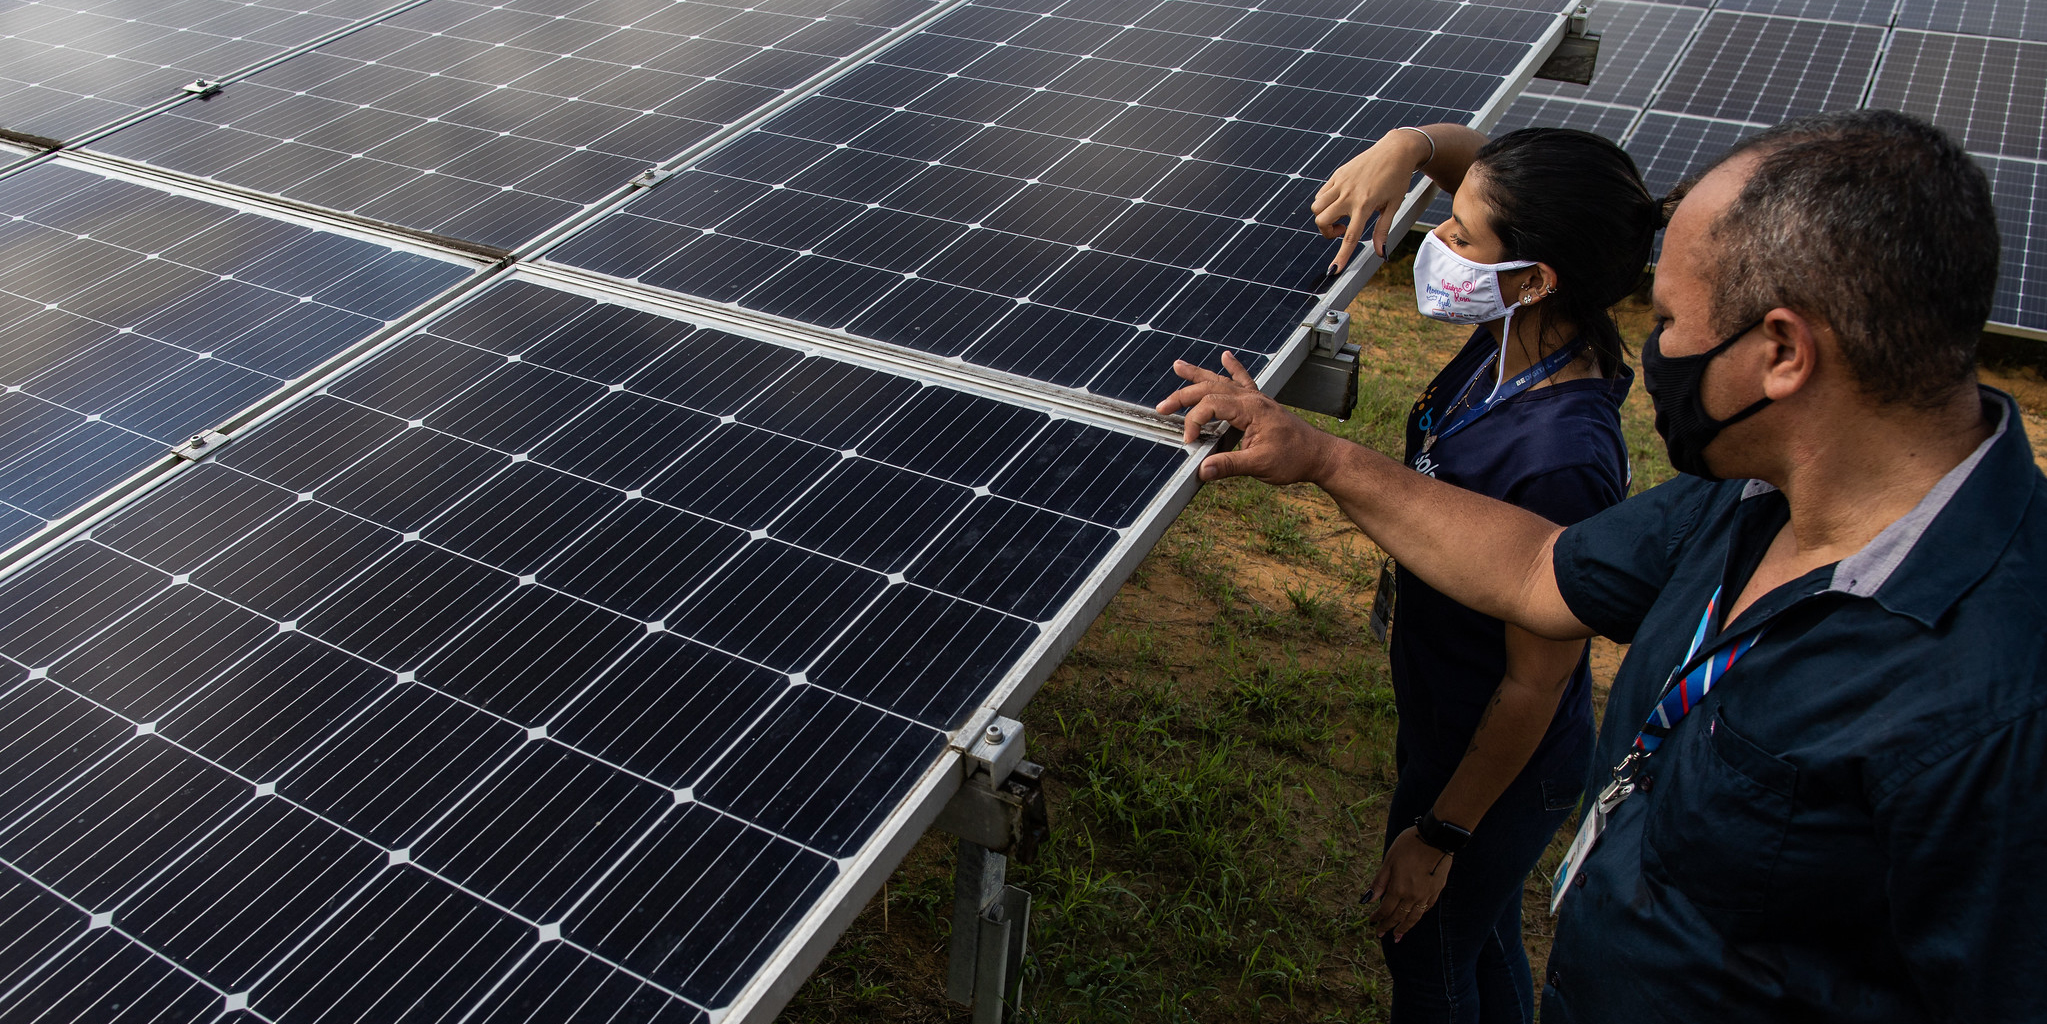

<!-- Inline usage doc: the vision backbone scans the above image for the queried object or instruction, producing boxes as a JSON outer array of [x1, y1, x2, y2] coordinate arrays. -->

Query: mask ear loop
[[1491, 301, 1515, 395], [1496, 274, 1558, 392]]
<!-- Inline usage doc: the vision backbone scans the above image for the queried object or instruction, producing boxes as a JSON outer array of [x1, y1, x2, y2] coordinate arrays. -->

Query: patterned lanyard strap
[[1559, 587, 1767, 915], [1422, 336, 1589, 454], [1630, 586, 1765, 757]]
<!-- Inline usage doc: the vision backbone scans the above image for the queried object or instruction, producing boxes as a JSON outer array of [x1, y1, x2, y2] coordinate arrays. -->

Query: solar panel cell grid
[[1713, 0, 1899, 24], [0, 0, 403, 143], [0, 160, 473, 552], [551, 0, 1558, 401], [0, 276, 1191, 1017], [1650, 11, 1884, 125], [0, 3, 1586, 1018], [1896, 0, 2047, 42], [3, 926, 223, 1024], [1524, 0, 1700, 106], [1623, 109, 1758, 198], [88, 0, 941, 250], [1980, 154, 2046, 332], [1867, 32, 2047, 163]]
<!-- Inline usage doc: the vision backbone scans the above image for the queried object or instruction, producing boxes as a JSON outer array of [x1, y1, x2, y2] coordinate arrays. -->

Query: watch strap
[[1416, 810, 1473, 855]]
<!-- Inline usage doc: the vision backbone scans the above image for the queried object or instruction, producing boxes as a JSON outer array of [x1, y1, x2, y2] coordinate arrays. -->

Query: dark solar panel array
[[1654, 12, 1882, 123], [1860, 9, 2047, 330], [0, 0, 404, 144], [1867, 32, 2047, 162], [549, 0, 1568, 405], [1864, 12, 2047, 331], [1981, 155, 2046, 337], [0, 159, 473, 553], [1896, 0, 2047, 42], [1617, 107, 1751, 195], [87, 0, 942, 250], [1454, 0, 2047, 331], [0, 276, 1188, 1021], [0, 2, 1582, 1021], [1717, 0, 1896, 21], [1524, 0, 1700, 106]]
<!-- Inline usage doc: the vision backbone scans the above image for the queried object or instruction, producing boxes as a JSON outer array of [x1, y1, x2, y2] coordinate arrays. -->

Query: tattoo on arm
[[1465, 688, 1506, 754]]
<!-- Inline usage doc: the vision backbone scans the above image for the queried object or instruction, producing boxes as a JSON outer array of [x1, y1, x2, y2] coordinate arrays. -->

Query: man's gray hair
[[1691, 110, 1998, 409]]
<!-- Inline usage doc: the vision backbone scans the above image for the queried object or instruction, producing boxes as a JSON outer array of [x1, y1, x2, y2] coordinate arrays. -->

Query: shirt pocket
[[1641, 710, 1799, 913]]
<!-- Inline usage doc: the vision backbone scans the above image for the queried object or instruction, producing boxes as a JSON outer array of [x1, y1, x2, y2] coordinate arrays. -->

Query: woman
[[1316, 125, 1658, 1022]]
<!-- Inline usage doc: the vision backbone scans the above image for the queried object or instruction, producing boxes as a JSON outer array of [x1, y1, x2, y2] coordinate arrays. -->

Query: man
[[1159, 109, 2045, 1020]]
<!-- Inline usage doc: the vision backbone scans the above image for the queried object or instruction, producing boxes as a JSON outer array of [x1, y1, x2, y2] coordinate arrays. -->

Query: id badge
[[1549, 777, 1631, 915], [1369, 558, 1396, 644]]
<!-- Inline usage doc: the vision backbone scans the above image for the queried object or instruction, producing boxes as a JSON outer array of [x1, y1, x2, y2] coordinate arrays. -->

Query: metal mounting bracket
[[935, 718, 1048, 1021], [964, 715, 1024, 781], [172, 430, 228, 461], [629, 167, 676, 188], [1533, 6, 1600, 86], [181, 79, 224, 97], [1275, 309, 1360, 419]]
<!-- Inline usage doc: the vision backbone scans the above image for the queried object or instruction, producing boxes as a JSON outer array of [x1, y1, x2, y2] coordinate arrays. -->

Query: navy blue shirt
[[1394, 328, 1633, 779], [1547, 389, 2047, 1022]]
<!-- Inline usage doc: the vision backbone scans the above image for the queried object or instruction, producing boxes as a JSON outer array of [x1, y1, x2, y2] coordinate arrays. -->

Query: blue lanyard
[[1631, 586, 1765, 755], [1423, 336, 1589, 449]]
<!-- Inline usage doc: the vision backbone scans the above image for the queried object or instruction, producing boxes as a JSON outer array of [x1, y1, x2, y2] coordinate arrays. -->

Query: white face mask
[[1412, 230, 1537, 325]]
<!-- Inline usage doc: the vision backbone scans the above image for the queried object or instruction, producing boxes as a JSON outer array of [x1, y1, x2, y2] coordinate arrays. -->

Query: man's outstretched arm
[[1159, 354, 1594, 641]]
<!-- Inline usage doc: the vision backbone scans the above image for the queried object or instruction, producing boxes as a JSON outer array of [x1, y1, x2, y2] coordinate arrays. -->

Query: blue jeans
[[1380, 756, 1586, 1024]]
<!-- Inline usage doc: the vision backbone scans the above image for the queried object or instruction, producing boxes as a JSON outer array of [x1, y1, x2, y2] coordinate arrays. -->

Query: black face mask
[[1640, 320, 1769, 481]]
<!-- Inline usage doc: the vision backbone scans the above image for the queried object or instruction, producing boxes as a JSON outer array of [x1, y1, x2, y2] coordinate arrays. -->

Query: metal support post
[[948, 839, 1006, 1006], [936, 716, 1046, 1021]]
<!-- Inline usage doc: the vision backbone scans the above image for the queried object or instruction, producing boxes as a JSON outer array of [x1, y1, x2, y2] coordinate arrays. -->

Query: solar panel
[[0, 157, 477, 555], [1866, 31, 2047, 162], [0, 2, 1583, 1020], [86, 0, 944, 251], [1981, 154, 2046, 332], [1622, 109, 1757, 198], [1454, 0, 2047, 336], [0, 0, 405, 144], [1524, 0, 1702, 107], [1650, 11, 1884, 125], [1896, 0, 2047, 43], [0, 273, 1192, 1021], [1497, 93, 1639, 141], [546, 0, 1567, 406], [1714, 0, 1900, 23]]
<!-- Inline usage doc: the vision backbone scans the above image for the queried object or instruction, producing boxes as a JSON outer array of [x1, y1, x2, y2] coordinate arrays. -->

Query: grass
[[779, 251, 1678, 1023]]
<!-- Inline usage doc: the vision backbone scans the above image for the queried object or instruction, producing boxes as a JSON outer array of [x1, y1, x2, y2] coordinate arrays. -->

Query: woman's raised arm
[[1312, 122, 1489, 273]]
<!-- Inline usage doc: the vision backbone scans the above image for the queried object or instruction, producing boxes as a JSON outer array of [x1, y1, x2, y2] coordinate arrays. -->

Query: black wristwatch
[[1415, 810, 1473, 855]]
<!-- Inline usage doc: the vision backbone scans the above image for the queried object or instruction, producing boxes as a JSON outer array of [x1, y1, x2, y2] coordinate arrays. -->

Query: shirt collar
[[1831, 393, 2009, 603], [1732, 388, 2030, 627]]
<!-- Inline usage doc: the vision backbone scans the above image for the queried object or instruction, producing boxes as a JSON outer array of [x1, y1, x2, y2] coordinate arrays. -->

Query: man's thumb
[[1199, 450, 1247, 481]]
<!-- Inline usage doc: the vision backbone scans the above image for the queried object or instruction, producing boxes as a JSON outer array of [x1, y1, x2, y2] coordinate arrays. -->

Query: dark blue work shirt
[[1394, 328, 1633, 780], [1547, 388, 2047, 1022]]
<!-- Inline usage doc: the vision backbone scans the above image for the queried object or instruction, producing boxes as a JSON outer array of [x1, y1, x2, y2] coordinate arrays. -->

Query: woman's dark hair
[[1468, 127, 1658, 377]]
